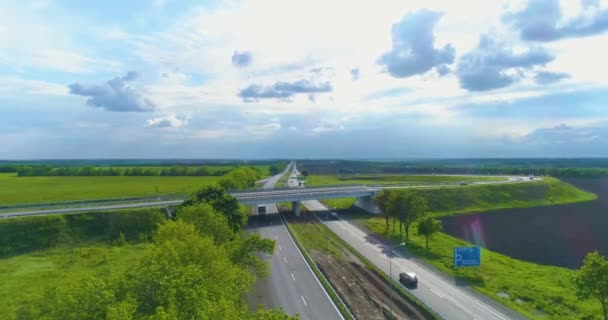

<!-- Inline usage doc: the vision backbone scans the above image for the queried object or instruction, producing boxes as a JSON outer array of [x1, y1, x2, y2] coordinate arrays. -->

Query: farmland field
[[0, 173, 222, 204]]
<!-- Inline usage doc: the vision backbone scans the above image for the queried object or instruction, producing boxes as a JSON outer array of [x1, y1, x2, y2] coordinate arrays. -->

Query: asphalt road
[[301, 199, 529, 320], [246, 162, 343, 320]]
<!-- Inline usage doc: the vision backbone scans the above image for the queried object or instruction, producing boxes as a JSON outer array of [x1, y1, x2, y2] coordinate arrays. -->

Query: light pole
[[388, 242, 406, 318]]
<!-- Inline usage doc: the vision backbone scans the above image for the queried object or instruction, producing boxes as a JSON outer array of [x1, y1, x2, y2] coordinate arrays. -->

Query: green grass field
[[305, 174, 505, 186], [0, 173, 222, 204], [0, 243, 147, 319], [350, 213, 600, 319], [323, 177, 596, 216]]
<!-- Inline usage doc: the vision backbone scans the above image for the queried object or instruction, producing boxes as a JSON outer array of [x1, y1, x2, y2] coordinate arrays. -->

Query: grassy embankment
[[323, 177, 596, 216], [305, 173, 505, 186], [319, 177, 599, 318], [0, 208, 167, 319]]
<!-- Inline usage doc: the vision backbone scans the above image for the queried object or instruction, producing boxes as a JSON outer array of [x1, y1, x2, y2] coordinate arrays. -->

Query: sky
[[1, 0, 608, 159]]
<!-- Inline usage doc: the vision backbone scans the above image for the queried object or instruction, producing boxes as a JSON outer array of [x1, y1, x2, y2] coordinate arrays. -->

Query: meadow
[[0, 173, 222, 204]]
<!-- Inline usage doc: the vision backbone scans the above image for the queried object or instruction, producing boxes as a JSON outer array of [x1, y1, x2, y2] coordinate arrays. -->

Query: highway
[[246, 162, 343, 320], [300, 197, 529, 320]]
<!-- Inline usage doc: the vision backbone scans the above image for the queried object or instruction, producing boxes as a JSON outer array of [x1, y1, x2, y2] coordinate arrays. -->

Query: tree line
[[14, 165, 234, 177], [17, 185, 296, 319], [373, 189, 442, 249], [218, 166, 262, 190]]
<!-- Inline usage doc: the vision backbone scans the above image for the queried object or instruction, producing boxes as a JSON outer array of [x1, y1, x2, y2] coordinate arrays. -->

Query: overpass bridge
[[230, 185, 380, 215]]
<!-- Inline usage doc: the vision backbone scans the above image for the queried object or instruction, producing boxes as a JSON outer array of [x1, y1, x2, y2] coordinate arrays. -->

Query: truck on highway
[[257, 205, 266, 215]]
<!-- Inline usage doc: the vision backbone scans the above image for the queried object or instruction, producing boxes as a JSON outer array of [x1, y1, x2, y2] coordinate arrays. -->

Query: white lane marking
[[301, 295, 308, 307], [283, 256, 288, 264], [278, 213, 345, 320], [291, 273, 296, 281], [430, 288, 444, 298], [278, 245, 282, 251]]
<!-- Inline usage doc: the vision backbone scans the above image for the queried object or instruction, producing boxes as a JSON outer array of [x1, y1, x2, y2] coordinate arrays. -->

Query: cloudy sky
[[1, 0, 608, 159]]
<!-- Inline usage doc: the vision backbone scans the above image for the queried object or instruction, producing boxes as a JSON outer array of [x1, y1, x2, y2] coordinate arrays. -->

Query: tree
[[180, 185, 246, 233], [300, 170, 309, 177], [386, 191, 411, 239], [373, 189, 394, 229], [416, 215, 442, 249], [177, 203, 235, 245], [404, 195, 428, 241], [571, 251, 608, 320]]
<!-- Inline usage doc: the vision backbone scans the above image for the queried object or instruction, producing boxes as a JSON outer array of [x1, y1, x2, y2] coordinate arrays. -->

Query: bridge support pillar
[[292, 201, 301, 216], [355, 195, 381, 214]]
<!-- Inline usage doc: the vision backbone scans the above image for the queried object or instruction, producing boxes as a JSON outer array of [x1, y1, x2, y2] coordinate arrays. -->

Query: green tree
[[404, 195, 428, 241], [300, 170, 309, 177], [177, 203, 235, 245], [228, 233, 275, 278], [416, 215, 443, 249], [249, 306, 298, 320], [180, 185, 246, 232], [373, 189, 394, 229], [386, 191, 411, 239], [571, 251, 608, 320]]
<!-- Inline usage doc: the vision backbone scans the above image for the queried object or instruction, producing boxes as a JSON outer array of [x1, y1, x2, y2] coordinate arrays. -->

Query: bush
[[0, 209, 166, 257]]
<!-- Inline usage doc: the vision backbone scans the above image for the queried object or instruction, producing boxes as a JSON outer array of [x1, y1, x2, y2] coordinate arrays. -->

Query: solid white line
[[283, 256, 288, 264], [278, 213, 345, 320], [291, 273, 296, 281], [301, 295, 308, 307], [430, 288, 444, 298]]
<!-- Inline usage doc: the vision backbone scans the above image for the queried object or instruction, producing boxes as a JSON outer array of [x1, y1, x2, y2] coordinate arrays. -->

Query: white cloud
[[146, 113, 188, 128]]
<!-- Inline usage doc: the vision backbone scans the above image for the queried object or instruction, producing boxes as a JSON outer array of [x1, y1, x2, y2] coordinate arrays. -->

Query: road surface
[[246, 162, 343, 320], [301, 199, 528, 320]]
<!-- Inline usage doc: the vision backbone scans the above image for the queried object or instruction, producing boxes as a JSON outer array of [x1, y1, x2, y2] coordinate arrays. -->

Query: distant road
[[246, 162, 343, 320], [301, 199, 528, 320]]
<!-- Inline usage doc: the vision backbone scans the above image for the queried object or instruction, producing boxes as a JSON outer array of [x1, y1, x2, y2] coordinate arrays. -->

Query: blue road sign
[[454, 246, 481, 267]]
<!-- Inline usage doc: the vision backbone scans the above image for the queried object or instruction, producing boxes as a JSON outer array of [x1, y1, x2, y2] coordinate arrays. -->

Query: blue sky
[[1, 0, 608, 159]]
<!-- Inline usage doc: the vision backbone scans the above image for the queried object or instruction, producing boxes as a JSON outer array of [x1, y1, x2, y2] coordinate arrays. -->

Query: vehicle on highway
[[329, 211, 339, 219], [257, 205, 266, 215], [399, 272, 418, 288], [459, 181, 467, 186]]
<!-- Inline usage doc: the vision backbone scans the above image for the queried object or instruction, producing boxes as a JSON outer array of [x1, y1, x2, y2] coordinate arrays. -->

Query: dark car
[[399, 272, 418, 287]]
